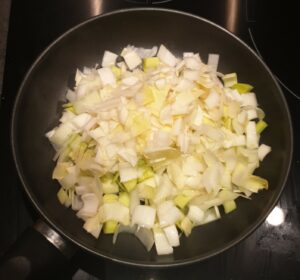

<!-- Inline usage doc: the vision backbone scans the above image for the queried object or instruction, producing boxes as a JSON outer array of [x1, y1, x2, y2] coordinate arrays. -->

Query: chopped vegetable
[[222, 73, 237, 87], [256, 120, 268, 133], [47, 45, 271, 256], [223, 200, 237, 214], [231, 83, 253, 94]]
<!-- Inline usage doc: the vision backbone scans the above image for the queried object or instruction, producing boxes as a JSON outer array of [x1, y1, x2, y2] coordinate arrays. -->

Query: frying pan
[[0, 7, 293, 279]]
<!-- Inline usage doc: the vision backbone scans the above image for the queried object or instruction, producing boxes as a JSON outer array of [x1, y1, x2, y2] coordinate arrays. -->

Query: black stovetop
[[1, 0, 300, 279]]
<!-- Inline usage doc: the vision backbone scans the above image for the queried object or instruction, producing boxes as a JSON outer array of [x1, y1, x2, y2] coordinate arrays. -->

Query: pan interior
[[12, 9, 292, 266]]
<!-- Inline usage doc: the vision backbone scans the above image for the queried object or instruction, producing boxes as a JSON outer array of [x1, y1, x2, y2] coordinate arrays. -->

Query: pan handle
[[0, 219, 77, 280]]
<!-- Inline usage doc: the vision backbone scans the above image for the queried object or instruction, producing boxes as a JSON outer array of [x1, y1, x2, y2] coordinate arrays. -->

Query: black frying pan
[[0, 7, 293, 279]]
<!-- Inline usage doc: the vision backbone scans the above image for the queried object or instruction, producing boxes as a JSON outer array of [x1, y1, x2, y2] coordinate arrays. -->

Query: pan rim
[[11, 7, 294, 267]]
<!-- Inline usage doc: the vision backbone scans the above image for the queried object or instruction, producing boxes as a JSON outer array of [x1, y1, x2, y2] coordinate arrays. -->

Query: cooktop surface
[[0, 0, 299, 279]]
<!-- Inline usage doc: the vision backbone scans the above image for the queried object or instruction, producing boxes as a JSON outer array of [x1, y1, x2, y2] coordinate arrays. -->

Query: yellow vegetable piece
[[138, 185, 155, 200], [71, 142, 88, 162], [143, 57, 160, 71], [243, 175, 268, 193], [223, 105, 229, 117], [223, 117, 232, 130], [131, 114, 150, 137], [223, 200, 237, 214], [62, 102, 73, 108], [138, 166, 154, 182], [123, 178, 138, 192], [101, 173, 119, 194], [103, 194, 119, 203], [256, 120, 268, 134], [52, 162, 72, 180], [57, 187, 68, 205], [137, 159, 146, 167], [143, 86, 155, 105], [180, 217, 193, 237], [111, 66, 121, 80], [203, 117, 216, 127], [174, 195, 191, 210], [119, 192, 130, 207], [149, 86, 169, 116], [103, 220, 118, 234], [222, 73, 237, 87], [231, 83, 253, 94]]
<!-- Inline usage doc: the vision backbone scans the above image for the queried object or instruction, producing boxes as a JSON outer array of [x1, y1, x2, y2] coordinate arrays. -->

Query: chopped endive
[[118, 192, 130, 207], [258, 144, 271, 161], [243, 175, 268, 193], [101, 174, 119, 194], [47, 45, 271, 256], [222, 73, 237, 87], [103, 194, 119, 203], [174, 194, 192, 210], [132, 205, 156, 228], [98, 202, 130, 225], [135, 227, 155, 251], [187, 205, 205, 224], [103, 220, 118, 234], [138, 185, 155, 200], [163, 225, 180, 247], [223, 200, 237, 214], [83, 215, 102, 238], [256, 120, 268, 133], [111, 66, 121, 80], [57, 187, 68, 205], [154, 227, 173, 255], [179, 217, 193, 237], [143, 57, 160, 71], [122, 178, 137, 192], [231, 83, 253, 94]]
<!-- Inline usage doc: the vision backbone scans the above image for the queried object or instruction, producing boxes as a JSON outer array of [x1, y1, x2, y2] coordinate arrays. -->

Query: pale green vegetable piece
[[143, 57, 160, 70], [256, 120, 268, 134], [103, 220, 118, 234], [222, 73, 237, 87], [223, 200, 237, 214], [231, 83, 253, 94]]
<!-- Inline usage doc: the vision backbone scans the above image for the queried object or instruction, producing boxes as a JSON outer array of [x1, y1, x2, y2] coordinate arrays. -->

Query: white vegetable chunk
[[205, 90, 220, 109], [241, 93, 257, 107], [71, 113, 92, 129], [98, 67, 116, 86], [163, 225, 180, 247], [188, 205, 205, 224], [122, 50, 142, 70], [154, 230, 173, 255], [157, 44, 178, 67], [77, 193, 99, 218], [99, 202, 130, 225], [132, 205, 156, 228], [157, 200, 183, 227], [207, 54, 219, 71], [83, 215, 102, 238], [102, 50, 118, 67], [119, 163, 138, 182], [246, 121, 258, 149], [258, 144, 271, 161]]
